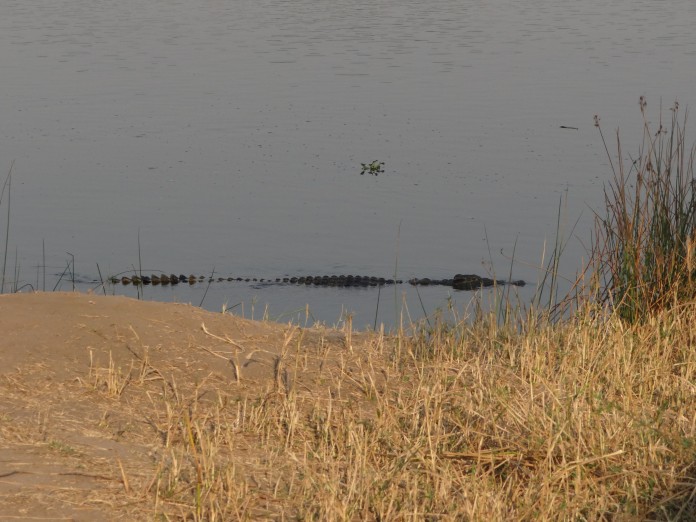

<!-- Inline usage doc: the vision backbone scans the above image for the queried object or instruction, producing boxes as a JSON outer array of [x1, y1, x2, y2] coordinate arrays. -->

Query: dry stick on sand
[[200, 322, 246, 383], [200, 322, 300, 385]]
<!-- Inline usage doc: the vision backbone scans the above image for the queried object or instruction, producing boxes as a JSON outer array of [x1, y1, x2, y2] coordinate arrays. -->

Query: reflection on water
[[1, 0, 696, 326]]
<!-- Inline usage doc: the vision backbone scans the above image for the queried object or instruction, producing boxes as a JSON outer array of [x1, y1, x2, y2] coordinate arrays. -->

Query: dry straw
[[76, 301, 695, 520]]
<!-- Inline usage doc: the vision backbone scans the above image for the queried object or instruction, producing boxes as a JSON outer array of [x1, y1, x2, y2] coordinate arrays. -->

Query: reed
[[1, 161, 14, 293], [592, 98, 696, 322]]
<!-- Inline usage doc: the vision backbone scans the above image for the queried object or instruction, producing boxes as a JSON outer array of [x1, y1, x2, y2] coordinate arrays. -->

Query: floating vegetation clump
[[360, 160, 385, 175]]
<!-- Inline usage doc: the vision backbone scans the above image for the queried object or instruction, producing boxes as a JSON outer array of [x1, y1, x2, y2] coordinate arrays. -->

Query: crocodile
[[108, 273, 525, 291]]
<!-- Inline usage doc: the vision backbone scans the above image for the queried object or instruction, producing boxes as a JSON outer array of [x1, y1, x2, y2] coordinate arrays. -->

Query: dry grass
[[65, 302, 695, 520]]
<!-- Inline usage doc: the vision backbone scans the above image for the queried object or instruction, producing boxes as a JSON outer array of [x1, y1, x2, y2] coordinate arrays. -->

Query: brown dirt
[[0, 291, 368, 520]]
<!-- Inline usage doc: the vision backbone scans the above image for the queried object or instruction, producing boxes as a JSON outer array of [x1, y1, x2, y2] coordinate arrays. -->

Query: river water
[[2, 0, 696, 328]]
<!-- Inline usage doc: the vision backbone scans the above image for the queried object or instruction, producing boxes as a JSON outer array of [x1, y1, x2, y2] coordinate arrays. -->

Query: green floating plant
[[360, 160, 385, 176]]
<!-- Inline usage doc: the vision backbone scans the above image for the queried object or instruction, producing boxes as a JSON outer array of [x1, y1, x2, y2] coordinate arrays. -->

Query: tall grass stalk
[[42, 238, 46, 292], [529, 191, 587, 323], [1, 161, 14, 293], [593, 98, 696, 322], [393, 219, 402, 330]]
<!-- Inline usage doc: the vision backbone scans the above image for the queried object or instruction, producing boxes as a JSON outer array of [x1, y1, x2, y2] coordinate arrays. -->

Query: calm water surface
[[2, 0, 696, 328]]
